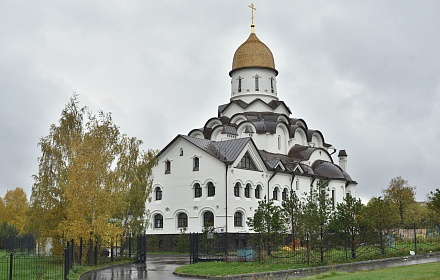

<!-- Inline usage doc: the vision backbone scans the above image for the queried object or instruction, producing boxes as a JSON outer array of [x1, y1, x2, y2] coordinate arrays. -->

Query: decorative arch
[[294, 127, 307, 146], [205, 117, 223, 129], [230, 114, 247, 125]]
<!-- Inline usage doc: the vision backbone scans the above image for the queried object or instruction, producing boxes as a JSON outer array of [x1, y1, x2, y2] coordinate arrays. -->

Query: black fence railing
[[190, 222, 440, 265], [0, 252, 63, 280], [63, 234, 147, 278], [1, 234, 147, 279]]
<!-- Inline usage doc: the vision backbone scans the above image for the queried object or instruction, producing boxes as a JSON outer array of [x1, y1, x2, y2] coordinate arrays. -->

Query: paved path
[[80, 254, 197, 280], [80, 253, 440, 280]]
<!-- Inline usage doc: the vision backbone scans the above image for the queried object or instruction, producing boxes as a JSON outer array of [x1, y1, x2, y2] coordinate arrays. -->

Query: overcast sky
[[1, 1, 439, 203]]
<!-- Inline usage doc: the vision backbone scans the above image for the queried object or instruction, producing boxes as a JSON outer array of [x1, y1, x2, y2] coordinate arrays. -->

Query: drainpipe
[[290, 173, 296, 192], [225, 163, 228, 234], [267, 171, 278, 199]]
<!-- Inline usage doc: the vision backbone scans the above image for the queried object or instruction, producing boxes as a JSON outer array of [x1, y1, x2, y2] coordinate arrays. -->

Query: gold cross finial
[[249, 3, 256, 33]]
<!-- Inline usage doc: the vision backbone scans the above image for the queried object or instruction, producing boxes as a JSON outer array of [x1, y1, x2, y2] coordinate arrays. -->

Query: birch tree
[[29, 95, 156, 255]]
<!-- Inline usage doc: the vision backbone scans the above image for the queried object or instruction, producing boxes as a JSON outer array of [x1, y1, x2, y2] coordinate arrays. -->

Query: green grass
[[302, 262, 440, 280], [175, 261, 307, 276], [175, 261, 440, 279], [0, 253, 64, 279]]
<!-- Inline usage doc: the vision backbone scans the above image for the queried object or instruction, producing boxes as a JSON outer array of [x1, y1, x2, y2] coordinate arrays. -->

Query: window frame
[[154, 214, 163, 229], [177, 212, 188, 228], [193, 157, 199, 171], [194, 183, 202, 198], [282, 188, 288, 201], [255, 185, 262, 199], [155, 187, 162, 201], [207, 182, 215, 197], [203, 211, 214, 227], [234, 182, 240, 197], [273, 187, 279, 200], [165, 160, 171, 174], [245, 183, 251, 198], [234, 211, 243, 227]]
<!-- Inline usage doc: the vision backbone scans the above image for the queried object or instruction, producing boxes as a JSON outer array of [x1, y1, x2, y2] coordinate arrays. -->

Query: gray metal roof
[[181, 135, 251, 164], [287, 145, 315, 161], [311, 160, 346, 180]]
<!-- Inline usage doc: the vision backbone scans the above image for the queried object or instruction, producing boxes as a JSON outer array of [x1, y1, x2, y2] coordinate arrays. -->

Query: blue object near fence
[[237, 248, 253, 261]]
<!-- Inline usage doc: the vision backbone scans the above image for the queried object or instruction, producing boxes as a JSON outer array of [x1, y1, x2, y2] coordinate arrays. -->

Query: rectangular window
[[193, 157, 199, 171], [238, 78, 242, 92], [165, 161, 171, 174], [270, 77, 274, 93], [255, 76, 259, 91]]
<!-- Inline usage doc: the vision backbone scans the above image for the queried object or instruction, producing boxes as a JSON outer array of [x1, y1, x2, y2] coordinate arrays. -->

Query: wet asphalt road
[[80, 254, 196, 280], [80, 253, 440, 280]]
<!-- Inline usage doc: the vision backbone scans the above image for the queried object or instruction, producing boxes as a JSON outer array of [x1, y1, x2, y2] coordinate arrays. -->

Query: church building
[[146, 12, 357, 235]]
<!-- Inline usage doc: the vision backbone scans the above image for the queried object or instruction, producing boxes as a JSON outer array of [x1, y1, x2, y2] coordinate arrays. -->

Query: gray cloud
[[1, 1, 439, 202]]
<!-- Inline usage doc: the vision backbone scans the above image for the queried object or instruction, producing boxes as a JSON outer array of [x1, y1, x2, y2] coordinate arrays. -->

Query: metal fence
[[1, 234, 147, 279], [64, 235, 147, 278], [0, 252, 63, 280], [190, 222, 440, 265]]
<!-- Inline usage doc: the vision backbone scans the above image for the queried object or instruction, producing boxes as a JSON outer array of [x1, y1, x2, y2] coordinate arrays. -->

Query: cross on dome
[[248, 3, 256, 33]]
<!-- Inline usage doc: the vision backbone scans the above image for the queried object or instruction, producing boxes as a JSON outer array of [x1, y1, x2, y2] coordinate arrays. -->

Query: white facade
[[146, 27, 357, 234]]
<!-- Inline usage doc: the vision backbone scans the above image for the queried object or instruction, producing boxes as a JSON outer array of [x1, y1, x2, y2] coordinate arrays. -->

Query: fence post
[[344, 234, 348, 260], [70, 239, 74, 270], [111, 237, 114, 262], [94, 238, 98, 266], [306, 232, 310, 266], [413, 223, 417, 255], [129, 234, 132, 258], [79, 237, 83, 265], [9, 253, 13, 280], [379, 225, 384, 255], [64, 247, 68, 280]]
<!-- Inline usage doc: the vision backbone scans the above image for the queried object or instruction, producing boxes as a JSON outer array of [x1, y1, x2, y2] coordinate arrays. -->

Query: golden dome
[[230, 33, 277, 76]]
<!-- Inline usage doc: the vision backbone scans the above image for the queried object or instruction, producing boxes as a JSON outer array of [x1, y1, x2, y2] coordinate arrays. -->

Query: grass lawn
[[175, 261, 440, 279], [175, 262, 307, 276], [302, 262, 440, 280]]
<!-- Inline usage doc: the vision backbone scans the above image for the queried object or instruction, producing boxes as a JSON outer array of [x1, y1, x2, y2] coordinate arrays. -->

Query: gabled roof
[[180, 135, 252, 164]]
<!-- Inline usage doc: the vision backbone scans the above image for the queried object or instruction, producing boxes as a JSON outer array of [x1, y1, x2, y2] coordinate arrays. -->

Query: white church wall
[[230, 68, 278, 103], [147, 138, 228, 234]]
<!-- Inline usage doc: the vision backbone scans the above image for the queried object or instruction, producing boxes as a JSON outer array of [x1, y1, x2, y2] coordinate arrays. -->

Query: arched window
[[255, 185, 262, 199], [180, 148, 183, 156], [194, 183, 202, 198], [282, 188, 288, 201], [238, 76, 242, 93], [155, 187, 162, 201], [270, 77, 274, 93], [296, 180, 299, 191], [154, 214, 163, 228], [234, 212, 243, 227], [234, 182, 240, 197], [245, 184, 251, 198], [278, 135, 281, 150], [203, 211, 214, 227], [273, 187, 279, 200], [177, 213, 188, 228], [193, 157, 199, 171], [254, 75, 260, 91], [207, 182, 215, 197], [165, 160, 171, 174]]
